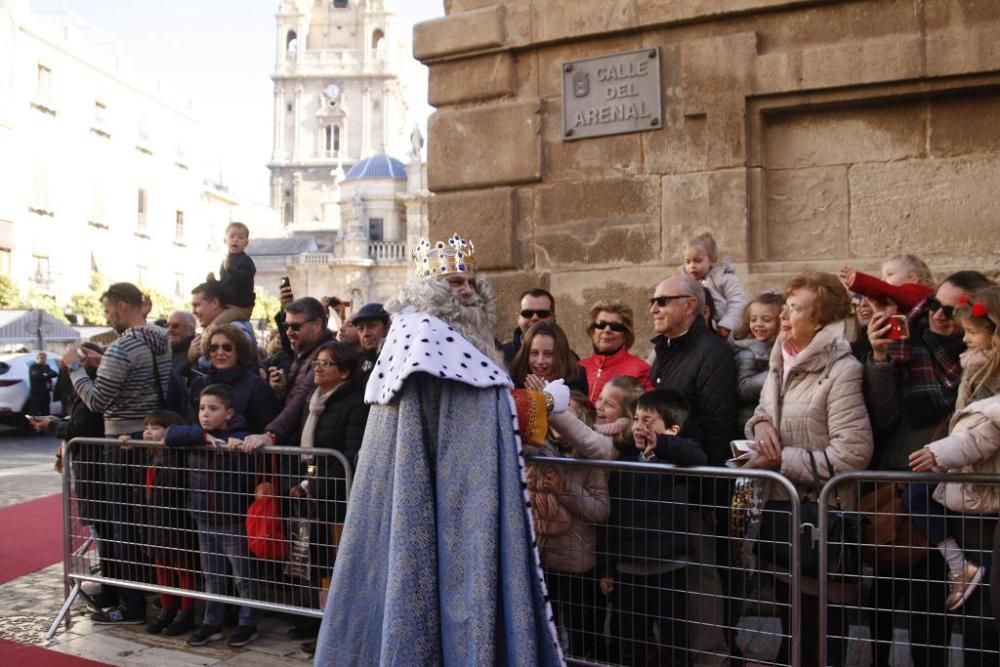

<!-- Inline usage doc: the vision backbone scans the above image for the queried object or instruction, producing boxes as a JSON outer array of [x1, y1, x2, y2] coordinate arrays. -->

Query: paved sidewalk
[[0, 563, 315, 666]]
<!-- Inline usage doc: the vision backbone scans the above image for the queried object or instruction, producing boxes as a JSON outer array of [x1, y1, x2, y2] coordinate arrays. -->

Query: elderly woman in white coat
[[742, 271, 873, 667]]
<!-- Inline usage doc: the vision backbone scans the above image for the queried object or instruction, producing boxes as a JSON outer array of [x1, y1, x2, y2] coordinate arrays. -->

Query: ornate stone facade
[[416, 0, 1000, 355], [258, 0, 429, 309]]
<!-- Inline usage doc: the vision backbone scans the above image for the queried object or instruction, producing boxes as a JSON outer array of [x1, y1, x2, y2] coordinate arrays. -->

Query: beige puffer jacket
[[746, 322, 873, 507], [928, 394, 1000, 514], [537, 460, 609, 574]]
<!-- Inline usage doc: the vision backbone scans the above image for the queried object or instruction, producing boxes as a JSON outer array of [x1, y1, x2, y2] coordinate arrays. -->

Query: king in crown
[[412, 233, 476, 278]]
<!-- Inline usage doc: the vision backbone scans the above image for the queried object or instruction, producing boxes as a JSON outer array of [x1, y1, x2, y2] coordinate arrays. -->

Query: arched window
[[372, 29, 385, 60], [286, 31, 298, 60], [332, 0, 348, 8]]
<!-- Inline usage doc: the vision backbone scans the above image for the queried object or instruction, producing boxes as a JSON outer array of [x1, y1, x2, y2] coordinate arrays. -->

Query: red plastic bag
[[246, 484, 287, 560]]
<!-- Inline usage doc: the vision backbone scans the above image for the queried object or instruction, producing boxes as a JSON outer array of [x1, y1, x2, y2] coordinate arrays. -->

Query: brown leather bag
[[859, 482, 928, 571]]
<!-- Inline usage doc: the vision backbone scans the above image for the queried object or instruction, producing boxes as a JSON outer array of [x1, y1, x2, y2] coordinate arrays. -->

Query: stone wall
[[415, 0, 1000, 356]]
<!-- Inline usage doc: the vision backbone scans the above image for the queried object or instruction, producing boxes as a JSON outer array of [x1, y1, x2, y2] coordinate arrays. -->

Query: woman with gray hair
[[580, 300, 653, 404]]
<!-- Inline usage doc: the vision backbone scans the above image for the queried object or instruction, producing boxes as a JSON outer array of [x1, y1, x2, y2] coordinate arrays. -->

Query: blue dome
[[344, 153, 407, 181]]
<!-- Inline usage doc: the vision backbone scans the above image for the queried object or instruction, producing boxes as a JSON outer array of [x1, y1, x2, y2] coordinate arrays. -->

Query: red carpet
[[0, 493, 64, 584], [0, 638, 109, 665]]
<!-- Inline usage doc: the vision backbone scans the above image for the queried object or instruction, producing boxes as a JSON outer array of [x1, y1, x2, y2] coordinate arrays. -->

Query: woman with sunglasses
[[183, 324, 281, 434], [579, 300, 653, 404]]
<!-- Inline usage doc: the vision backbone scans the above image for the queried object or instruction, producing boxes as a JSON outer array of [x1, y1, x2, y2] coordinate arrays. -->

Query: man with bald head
[[648, 273, 737, 664], [166, 311, 196, 378]]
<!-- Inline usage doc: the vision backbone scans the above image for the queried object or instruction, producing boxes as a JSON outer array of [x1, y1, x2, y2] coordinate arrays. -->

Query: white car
[[0, 352, 64, 429]]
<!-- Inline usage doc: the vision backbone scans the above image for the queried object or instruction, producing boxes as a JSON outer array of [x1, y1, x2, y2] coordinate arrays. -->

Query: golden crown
[[412, 233, 476, 278]]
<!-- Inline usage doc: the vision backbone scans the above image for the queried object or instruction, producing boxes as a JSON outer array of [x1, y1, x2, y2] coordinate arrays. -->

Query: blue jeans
[[903, 480, 948, 545], [194, 518, 258, 628]]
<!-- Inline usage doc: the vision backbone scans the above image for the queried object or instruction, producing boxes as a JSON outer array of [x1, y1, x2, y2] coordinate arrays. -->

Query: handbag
[[246, 454, 288, 560], [858, 482, 928, 571], [756, 450, 865, 580]]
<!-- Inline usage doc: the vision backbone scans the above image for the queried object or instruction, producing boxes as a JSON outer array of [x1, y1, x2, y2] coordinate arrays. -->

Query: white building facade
[[259, 0, 429, 308], [0, 0, 274, 312]]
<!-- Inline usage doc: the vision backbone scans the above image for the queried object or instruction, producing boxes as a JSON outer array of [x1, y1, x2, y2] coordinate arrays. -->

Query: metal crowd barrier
[[46, 437, 352, 640], [818, 471, 1000, 667], [526, 456, 802, 667]]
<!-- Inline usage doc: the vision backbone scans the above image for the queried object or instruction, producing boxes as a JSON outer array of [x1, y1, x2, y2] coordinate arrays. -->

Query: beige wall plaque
[[561, 48, 662, 141]]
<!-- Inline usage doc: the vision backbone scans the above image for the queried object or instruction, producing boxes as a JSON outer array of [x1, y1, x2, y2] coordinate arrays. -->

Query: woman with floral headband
[[904, 285, 1000, 612]]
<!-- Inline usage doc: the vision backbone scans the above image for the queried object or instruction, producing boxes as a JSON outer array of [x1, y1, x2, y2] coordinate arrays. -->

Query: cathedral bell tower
[[268, 0, 408, 234]]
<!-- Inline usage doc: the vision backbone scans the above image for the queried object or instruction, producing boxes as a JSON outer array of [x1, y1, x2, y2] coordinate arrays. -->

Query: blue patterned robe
[[314, 311, 563, 666]]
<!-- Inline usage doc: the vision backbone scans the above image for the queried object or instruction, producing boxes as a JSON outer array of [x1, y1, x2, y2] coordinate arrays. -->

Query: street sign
[[561, 48, 662, 141]]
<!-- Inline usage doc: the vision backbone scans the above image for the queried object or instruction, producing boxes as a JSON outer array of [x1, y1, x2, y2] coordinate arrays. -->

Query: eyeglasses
[[310, 360, 338, 369], [284, 319, 316, 332], [520, 309, 552, 320], [593, 320, 628, 333], [208, 343, 234, 353], [925, 297, 955, 319], [648, 295, 692, 308]]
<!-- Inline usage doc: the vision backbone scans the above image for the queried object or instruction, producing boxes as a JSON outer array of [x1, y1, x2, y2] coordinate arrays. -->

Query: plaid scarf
[[902, 325, 965, 426]]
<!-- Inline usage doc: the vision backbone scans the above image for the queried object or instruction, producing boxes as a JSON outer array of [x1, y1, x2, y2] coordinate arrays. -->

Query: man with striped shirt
[[62, 282, 172, 625]]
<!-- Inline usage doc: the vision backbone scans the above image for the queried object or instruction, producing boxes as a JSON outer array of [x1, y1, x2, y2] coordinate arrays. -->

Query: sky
[[30, 0, 445, 203]]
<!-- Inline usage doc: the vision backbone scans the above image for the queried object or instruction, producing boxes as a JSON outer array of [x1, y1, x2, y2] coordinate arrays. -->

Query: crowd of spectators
[[36, 230, 1000, 664]]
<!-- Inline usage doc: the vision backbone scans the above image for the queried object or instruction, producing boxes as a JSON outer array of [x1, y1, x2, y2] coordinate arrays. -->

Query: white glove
[[543, 379, 570, 414]]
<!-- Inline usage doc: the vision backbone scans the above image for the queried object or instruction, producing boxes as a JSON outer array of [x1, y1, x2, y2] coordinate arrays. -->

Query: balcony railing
[[369, 241, 407, 262]]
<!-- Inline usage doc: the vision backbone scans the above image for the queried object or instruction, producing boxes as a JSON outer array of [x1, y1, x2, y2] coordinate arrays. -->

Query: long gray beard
[[387, 277, 500, 363]]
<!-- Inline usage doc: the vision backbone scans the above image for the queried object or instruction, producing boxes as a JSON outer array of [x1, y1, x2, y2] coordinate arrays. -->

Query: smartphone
[[279, 276, 291, 289], [24, 414, 35, 421], [887, 314, 909, 341]]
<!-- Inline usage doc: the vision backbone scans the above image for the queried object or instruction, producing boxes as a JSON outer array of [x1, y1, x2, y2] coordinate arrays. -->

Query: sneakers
[[91, 606, 145, 625], [162, 610, 196, 637], [946, 561, 986, 611], [187, 624, 224, 647], [227, 625, 259, 648], [145, 609, 176, 635]]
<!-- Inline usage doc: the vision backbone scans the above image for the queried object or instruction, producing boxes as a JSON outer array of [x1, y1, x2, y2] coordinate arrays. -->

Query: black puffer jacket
[[650, 317, 739, 466], [285, 379, 370, 523]]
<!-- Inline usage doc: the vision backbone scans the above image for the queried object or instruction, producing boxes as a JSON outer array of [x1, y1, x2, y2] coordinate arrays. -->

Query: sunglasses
[[648, 295, 692, 308], [310, 359, 338, 369], [208, 343, 234, 353], [284, 319, 316, 332], [593, 320, 628, 333], [520, 309, 552, 320], [925, 297, 955, 319]]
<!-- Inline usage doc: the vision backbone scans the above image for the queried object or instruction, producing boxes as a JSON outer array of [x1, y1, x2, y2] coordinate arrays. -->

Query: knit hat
[[850, 271, 935, 313]]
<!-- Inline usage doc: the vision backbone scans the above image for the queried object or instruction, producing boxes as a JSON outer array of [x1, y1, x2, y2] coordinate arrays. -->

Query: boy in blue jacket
[[603, 389, 706, 667], [165, 383, 259, 649]]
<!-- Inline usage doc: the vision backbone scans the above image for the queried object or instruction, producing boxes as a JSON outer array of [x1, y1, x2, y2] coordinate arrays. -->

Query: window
[[372, 29, 385, 61], [324, 125, 341, 156], [91, 100, 110, 137], [137, 188, 148, 232], [175, 210, 185, 242], [283, 200, 294, 226], [32, 255, 51, 287], [30, 158, 51, 215], [369, 217, 384, 242], [286, 31, 298, 60], [332, 0, 348, 7], [0, 249, 10, 276]]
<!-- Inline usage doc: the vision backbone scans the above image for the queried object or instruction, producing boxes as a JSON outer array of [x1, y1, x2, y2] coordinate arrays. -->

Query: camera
[[886, 314, 909, 341]]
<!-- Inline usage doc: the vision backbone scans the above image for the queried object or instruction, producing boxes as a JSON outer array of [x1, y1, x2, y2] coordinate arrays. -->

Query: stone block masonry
[[417, 0, 1000, 354]]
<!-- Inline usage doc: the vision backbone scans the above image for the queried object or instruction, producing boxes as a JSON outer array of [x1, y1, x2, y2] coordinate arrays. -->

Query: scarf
[[300, 384, 342, 452], [594, 417, 629, 438], [902, 326, 965, 426]]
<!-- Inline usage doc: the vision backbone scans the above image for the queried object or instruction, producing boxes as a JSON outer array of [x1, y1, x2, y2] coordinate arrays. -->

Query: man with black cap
[[350, 302, 390, 384]]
